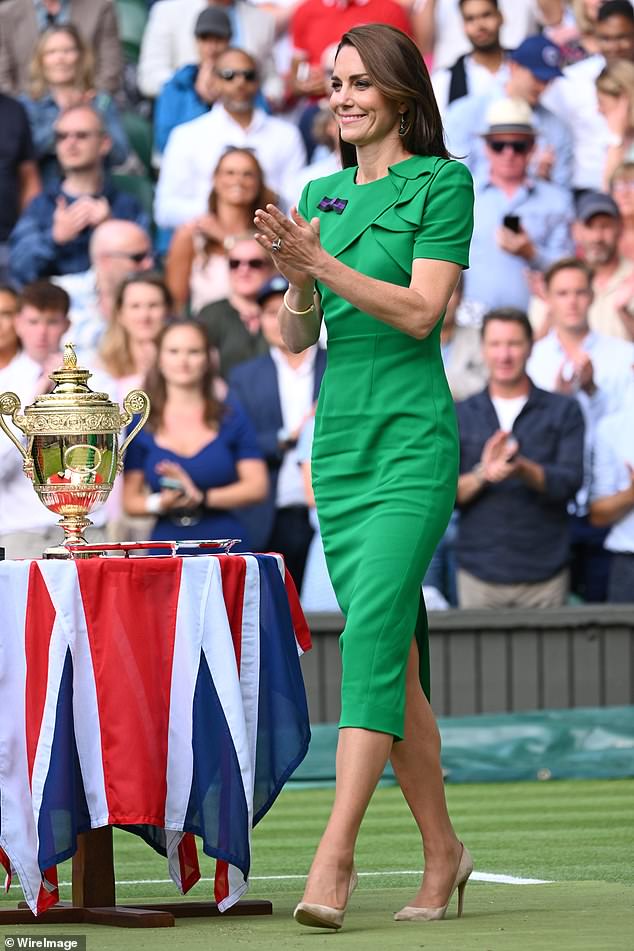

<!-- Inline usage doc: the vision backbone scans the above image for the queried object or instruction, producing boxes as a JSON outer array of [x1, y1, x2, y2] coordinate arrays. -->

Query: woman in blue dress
[[123, 319, 268, 548]]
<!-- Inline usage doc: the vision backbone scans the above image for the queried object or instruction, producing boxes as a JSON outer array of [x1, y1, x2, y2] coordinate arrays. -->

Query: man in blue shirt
[[153, 6, 232, 156], [463, 97, 574, 316], [9, 104, 149, 288], [455, 307, 584, 608], [445, 33, 573, 188]]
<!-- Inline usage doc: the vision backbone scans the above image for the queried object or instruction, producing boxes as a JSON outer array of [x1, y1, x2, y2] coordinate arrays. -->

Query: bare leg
[[390, 638, 462, 907], [300, 726, 393, 908]]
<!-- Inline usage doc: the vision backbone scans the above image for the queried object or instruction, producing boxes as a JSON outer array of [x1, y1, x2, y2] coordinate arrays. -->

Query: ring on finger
[[271, 237, 283, 253]]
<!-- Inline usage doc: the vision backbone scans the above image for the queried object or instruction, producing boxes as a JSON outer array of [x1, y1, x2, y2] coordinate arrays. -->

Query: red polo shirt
[[291, 0, 413, 67]]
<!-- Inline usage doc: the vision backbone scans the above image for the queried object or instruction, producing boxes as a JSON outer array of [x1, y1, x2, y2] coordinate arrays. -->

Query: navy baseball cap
[[257, 274, 288, 305], [576, 190, 620, 222], [509, 35, 564, 81]]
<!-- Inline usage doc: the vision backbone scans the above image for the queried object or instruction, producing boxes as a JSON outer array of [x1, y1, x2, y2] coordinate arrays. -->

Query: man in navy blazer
[[229, 275, 326, 588]]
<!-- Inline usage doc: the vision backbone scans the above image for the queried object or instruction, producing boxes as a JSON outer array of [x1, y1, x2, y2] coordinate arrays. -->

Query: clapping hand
[[254, 204, 323, 289], [52, 195, 110, 244], [480, 430, 519, 483]]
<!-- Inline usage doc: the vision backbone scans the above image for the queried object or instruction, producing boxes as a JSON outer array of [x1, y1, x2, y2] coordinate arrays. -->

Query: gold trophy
[[0, 344, 149, 556]]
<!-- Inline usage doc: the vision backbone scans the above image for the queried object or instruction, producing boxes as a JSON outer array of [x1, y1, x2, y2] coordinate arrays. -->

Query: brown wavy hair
[[143, 319, 224, 432], [99, 274, 173, 378], [334, 24, 450, 168], [29, 24, 95, 100], [202, 148, 277, 257]]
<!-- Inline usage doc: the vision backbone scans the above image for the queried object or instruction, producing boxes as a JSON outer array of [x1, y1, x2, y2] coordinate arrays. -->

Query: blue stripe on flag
[[37, 648, 91, 870], [184, 650, 250, 876], [252, 556, 311, 826]]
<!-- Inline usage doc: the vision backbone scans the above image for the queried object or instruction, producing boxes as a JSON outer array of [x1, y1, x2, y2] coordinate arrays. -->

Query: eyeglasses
[[228, 258, 267, 270], [487, 139, 533, 155], [215, 68, 258, 82], [55, 130, 102, 142]]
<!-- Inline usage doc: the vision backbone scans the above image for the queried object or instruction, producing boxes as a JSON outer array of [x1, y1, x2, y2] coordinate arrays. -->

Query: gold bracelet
[[283, 289, 315, 316]]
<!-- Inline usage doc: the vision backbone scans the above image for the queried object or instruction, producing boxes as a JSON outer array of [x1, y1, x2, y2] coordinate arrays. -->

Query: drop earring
[[399, 113, 408, 136]]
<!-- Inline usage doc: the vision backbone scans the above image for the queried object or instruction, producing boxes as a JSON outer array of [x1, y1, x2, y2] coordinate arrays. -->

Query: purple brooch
[[318, 196, 348, 214]]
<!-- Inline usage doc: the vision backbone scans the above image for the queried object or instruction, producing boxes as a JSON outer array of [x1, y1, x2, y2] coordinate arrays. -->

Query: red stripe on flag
[[214, 859, 229, 905], [178, 833, 201, 894], [36, 866, 59, 914], [218, 556, 247, 671], [75, 559, 182, 825], [0, 847, 11, 891], [284, 570, 312, 653], [24, 563, 57, 786]]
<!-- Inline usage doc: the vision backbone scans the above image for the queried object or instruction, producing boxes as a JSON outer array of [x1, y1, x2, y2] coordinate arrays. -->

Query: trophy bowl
[[0, 344, 150, 555]]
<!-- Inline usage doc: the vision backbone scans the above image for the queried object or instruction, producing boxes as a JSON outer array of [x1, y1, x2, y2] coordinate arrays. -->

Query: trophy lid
[[47, 343, 94, 394]]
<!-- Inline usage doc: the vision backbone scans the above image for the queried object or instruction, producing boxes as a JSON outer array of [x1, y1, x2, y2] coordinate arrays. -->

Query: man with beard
[[431, 0, 508, 114], [530, 191, 634, 340], [445, 33, 572, 187]]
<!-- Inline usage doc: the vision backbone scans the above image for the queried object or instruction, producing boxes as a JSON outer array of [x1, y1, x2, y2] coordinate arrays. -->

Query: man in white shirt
[[541, 0, 634, 190], [589, 375, 634, 601], [527, 256, 634, 600], [228, 275, 326, 588], [137, 0, 281, 103], [154, 47, 306, 231], [0, 280, 107, 558], [432, 0, 508, 115]]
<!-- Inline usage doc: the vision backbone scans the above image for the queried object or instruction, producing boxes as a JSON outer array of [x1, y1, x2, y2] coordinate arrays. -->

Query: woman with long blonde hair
[[19, 24, 128, 185]]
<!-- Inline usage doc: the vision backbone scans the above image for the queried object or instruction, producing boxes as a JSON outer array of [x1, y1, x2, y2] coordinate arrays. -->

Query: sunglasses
[[487, 140, 532, 155], [105, 250, 152, 263], [228, 258, 267, 270], [55, 130, 102, 142], [215, 68, 258, 82]]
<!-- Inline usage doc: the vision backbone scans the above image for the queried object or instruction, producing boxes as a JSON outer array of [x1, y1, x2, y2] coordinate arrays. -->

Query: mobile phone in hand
[[503, 214, 521, 233], [159, 476, 184, 492]]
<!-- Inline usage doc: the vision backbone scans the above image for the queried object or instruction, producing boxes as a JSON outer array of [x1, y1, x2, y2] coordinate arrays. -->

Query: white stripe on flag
[[202, 557, 252, 911], [164, 558, 215, 889], [225, 554, 260, 905]]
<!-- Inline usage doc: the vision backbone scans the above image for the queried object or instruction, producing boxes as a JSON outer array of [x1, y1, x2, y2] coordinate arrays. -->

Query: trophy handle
[[118, 389, 150, 469], [0, 392, 30, 472]]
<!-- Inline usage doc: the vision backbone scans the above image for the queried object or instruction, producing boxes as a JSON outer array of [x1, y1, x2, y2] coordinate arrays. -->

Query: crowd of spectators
[[1, 0, 634, 611]]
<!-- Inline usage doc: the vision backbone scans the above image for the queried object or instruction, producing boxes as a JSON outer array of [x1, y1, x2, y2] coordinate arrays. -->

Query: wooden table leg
[[72, 826, 115, 907]]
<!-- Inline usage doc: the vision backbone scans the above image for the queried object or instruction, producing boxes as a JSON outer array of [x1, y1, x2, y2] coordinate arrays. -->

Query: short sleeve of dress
[[223, 398, 263, 462], [123, 424, 150, 472], [298, 180, 311, 222], [413, 160, 474, 268]]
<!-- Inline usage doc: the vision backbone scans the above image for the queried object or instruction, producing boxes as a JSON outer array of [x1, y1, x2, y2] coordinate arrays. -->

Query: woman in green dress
[[254, 24, 474, 930]]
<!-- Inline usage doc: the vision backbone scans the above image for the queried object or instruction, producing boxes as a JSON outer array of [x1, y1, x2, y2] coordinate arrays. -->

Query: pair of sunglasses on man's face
[[487, 139, 533, 155], [215, 68, 258, 83]]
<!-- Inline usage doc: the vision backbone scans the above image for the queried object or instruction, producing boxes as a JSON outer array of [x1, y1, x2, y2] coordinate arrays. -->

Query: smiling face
[[41, 29, 80, 86], [330, 45, 403, 151], [158, 324, 210, 388], [595, 14, 634, 65], [213, 151, 261, 208], [116, 281, 169, 344]]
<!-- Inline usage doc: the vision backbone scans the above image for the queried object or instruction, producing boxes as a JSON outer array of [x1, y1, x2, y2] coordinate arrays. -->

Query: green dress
[[299, 155, 474, 740]]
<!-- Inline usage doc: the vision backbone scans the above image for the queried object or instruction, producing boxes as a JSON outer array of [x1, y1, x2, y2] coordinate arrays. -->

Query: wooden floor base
[[3, 899, 273, 928]]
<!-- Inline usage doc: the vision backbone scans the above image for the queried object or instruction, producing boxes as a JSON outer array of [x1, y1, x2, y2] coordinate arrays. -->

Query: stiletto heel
[[394, 844, 473, 922], [294, 868, 358, 930]]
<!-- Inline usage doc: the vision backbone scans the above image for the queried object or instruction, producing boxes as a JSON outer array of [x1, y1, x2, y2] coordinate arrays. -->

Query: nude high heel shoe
[[394, 844, 473, 922], [293, 868, 358, 930]]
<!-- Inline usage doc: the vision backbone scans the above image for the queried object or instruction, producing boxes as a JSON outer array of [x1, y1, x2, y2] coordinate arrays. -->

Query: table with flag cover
[[0, 553, 311, 917]]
